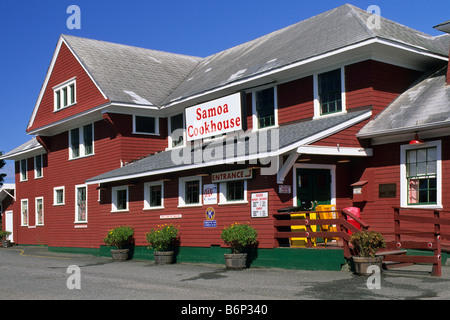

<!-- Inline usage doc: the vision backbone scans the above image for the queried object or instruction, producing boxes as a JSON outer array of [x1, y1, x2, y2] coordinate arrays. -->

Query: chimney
[[434, 20, 450, 84]]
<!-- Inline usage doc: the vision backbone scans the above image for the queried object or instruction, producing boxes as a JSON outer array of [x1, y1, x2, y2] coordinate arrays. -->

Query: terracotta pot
[[110, 249, 130, 261], [224, 253, 248, 269], [154, 251, 174, 265], [352, 256, 383, 275]]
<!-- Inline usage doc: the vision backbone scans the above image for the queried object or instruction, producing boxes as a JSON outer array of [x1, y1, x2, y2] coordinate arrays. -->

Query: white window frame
[[219, 180, 248, 205], [53, 78, 77, 112], [20, 159, 28, 182], [178, 176, 202, 207], [75, 184, 88, 223], [53, 186, 65, 206], [111, 186, 129, 212], [133, 115, 159, 135], [168, 113, 186, 149], [400, 140, 442, 209], [144, 181, 164, 210], [35, 197, 44, 226], [313, 66, 346, 119], [69, 123, 95, 159], [251, 85, 278, 130], [21, 199, 29, 227], [34, 154, 43, 179]]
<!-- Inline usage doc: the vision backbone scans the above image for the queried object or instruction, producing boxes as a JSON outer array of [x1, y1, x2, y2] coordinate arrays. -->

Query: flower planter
[[154, 251, 174, 265], [224, 253, 248, 269], [352, 256, 383, 275], [110, 249, 130, 261], [2, 240, 12, 248]]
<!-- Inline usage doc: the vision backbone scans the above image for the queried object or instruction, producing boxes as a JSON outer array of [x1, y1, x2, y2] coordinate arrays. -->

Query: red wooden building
[[2, 4, 450, 269]]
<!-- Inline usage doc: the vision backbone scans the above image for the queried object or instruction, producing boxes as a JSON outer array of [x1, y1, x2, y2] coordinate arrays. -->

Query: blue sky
[[1, 0, 449, 183]]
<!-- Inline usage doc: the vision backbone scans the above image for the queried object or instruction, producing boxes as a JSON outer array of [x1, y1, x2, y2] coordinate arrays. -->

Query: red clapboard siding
[[277, 76, 314, 124], [12, 156, 50, 245], [27, 42, 109, 132]]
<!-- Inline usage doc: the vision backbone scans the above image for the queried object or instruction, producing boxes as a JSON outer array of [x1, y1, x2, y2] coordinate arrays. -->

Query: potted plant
[[146, 224, 179, 265], [0, 231, 12, 248], [103, 226, 134, 261], [349, 230, 386, 275], [221, 223, 258, 269]]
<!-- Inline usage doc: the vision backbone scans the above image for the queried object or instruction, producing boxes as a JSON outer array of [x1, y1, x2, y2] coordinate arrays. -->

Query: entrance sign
[[185, 93, 242, 141], [251, 192, 268, 218], [211, 168, 252, 183]]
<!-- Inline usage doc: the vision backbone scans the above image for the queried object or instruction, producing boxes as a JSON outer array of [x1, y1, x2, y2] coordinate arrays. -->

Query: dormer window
[[54, 78, 76, 111]]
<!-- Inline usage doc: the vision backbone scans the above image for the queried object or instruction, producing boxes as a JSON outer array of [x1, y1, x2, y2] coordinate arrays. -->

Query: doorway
[[296, 169, 332, 210], [4, 211, 13, 243]]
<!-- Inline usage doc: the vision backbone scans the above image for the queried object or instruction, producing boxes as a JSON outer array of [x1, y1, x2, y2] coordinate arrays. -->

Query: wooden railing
[[273, 208, 369, 259], [383, 207, 450, 276]]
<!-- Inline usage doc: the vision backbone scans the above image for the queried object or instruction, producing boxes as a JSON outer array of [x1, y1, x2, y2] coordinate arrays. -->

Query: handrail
[[274, 208, 370, 258]]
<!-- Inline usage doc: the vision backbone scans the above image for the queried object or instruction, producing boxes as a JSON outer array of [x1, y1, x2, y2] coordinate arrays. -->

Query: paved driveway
[[1, 246, 450, 302]]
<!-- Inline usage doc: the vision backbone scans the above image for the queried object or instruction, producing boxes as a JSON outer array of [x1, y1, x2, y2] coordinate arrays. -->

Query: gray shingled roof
[[163, 4, 450, 105], [63, 35, 203, 106], [358, 67, 450, 138], [0, 138, 44, 160], [63, 4, 449, 109], [86, 109, 370, 183]]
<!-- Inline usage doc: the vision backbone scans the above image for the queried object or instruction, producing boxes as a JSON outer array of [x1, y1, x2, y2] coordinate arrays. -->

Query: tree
[[0, 152, 6, 187]]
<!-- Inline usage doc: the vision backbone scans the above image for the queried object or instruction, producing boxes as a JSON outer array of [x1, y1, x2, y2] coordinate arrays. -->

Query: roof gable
[[27, 37, 110, 132]]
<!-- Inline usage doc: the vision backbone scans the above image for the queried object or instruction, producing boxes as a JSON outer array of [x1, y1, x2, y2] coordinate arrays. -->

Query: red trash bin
[[344, 207, 361, 235]]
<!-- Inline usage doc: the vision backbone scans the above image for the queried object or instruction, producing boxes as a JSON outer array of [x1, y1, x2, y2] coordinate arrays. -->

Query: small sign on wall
[[203, 184, 217, 204], [251, 192, 268, 218], [278, 185, 291, 194]]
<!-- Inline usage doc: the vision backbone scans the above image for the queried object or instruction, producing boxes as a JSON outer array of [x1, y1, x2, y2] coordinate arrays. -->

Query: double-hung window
[[54, 186, 65, 206], [54, 78, 76, 111], [75, 185, 87, 223], [253, 87, 277, 129], [179, 176, 202, 207], [144, 181, 164, 209], [401, 141, 441, 208], [112, 186, 129, 212], [69, 124, 94, 159], [133, 116, 159, 135], [21, 199, 28, 226], [170, 113, 185, 148], [20, 159, 27, 182], [34, 155, 43, 179], [219, 180, 247, 204], [314, 67, 346, 118], [35, 197, 44, 226]]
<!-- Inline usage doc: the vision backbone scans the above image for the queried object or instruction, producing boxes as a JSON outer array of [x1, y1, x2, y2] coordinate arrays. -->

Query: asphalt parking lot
[[1, 245, 450, 303]]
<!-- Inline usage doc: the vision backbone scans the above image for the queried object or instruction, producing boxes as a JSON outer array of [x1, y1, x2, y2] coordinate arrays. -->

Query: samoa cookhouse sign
[[185, 92, 242, 141]]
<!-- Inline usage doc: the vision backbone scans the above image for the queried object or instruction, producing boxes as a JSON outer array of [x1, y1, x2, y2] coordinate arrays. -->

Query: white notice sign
[[251, 192, 268, 218]]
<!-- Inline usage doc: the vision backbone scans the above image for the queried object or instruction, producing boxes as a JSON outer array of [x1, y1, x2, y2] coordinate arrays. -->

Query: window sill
[[111, 210, 129, 213], [402, 204, 443, 210], [178, 204, 203, 208], [143, 206, 165, 211], [313, 110, 347, 120]]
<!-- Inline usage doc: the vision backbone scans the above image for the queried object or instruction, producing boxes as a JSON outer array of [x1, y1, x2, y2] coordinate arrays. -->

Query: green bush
[[221, 223, 258, 254], [103, 226, 134, 249], [146, 224, 179, 252], [0, 231, 11, 240], [349, 230, 386, 257]]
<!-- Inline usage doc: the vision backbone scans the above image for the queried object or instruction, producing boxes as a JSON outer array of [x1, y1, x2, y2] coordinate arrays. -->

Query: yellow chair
[[316, 205, 338, 243], [290, 212, 317, 247]]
